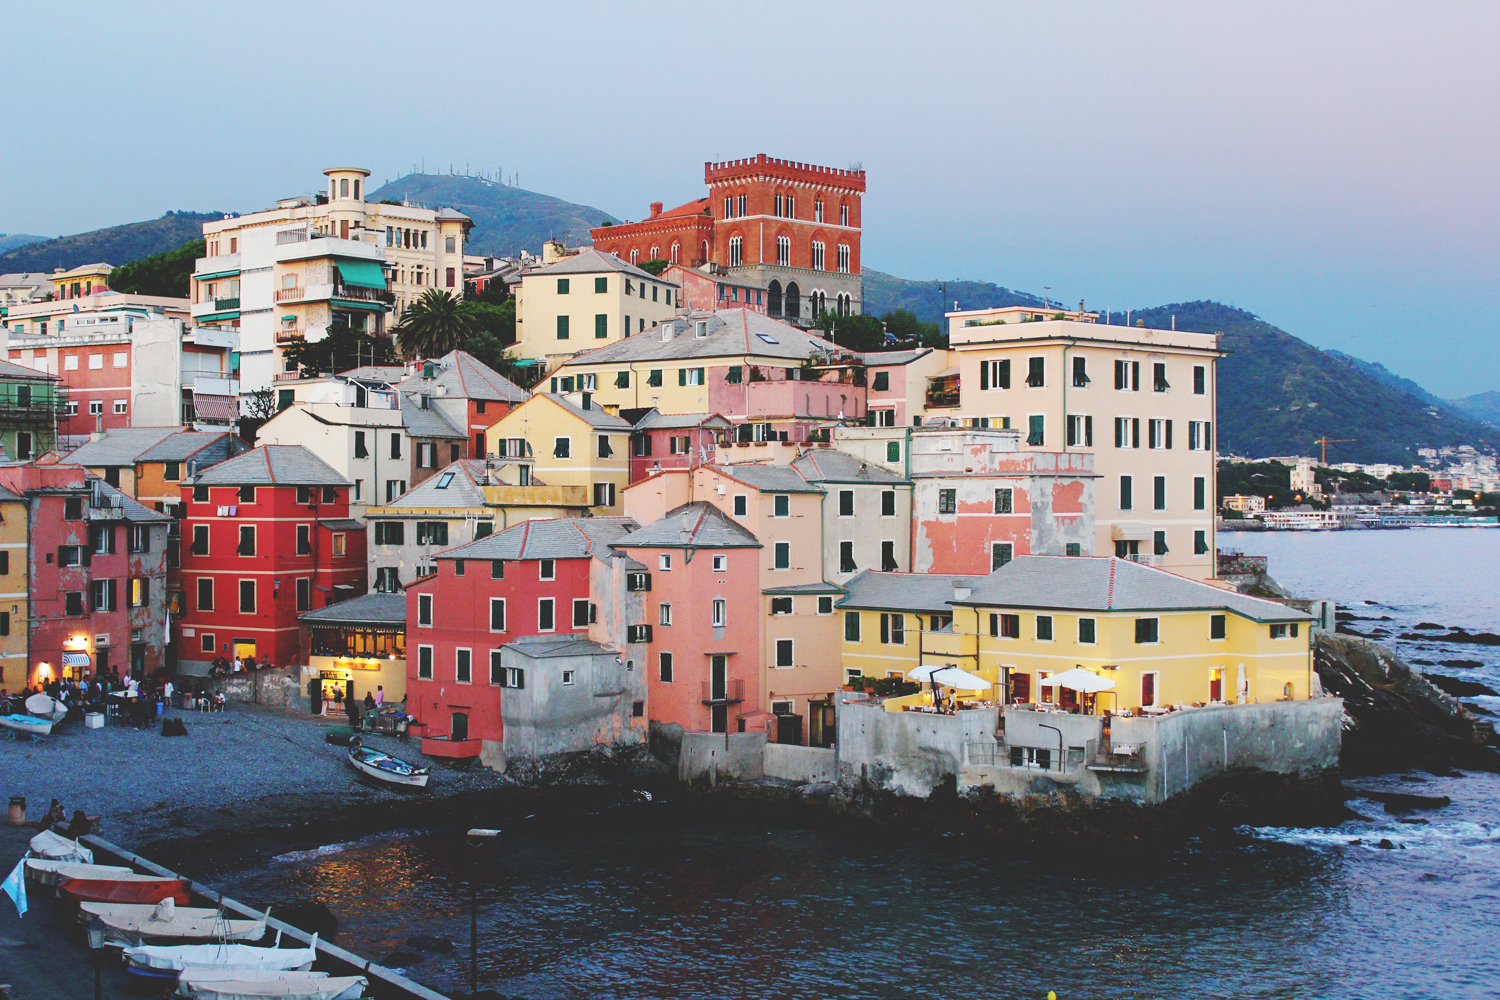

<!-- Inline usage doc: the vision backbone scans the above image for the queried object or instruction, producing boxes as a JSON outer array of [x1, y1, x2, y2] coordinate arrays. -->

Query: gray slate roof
[[0, 358, 58, 381], [710, 463, 822, 494], [504, 634, 617, 659], [395, 350, 528, 403], [791, 449, 908, 484], [62, 427, 186, 467], [0, 485, 23, 503], [379, 460, 490, 510], [762, 581, 844, 595], [632, 410, 732, 431], [192, 445, 350, 487], [400, 393, 466, 439], [546, 393, 631, 429], [957, 556, 1314, 622], [439, 516, 638, 561], [612, 502, 762, 549], [532, 248, 671, 283], [335, 366, 407, 384], [136, 431, 247, 464], [298, 592, 407, 627], [839, 571, 985, 613], [864, 349, 934, 366], [558, 309, 840, 366]]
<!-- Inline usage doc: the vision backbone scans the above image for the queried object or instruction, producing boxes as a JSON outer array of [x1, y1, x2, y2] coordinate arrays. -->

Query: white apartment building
[[192, 167, 471, 393]]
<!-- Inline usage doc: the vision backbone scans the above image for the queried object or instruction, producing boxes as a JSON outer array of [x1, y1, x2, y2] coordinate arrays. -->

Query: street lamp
[[86, 918, 106, 1000], [466, 828, 501, 997]]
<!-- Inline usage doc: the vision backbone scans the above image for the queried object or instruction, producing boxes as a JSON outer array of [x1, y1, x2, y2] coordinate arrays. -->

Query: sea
[[200, 529, 1500, 1000]]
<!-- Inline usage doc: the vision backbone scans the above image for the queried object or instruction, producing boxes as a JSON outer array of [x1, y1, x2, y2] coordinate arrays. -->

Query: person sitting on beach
[[363, 691, 376, 711]]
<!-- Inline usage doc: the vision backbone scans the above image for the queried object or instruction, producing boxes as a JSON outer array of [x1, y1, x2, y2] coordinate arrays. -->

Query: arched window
[[340, 178, 349, 198], [767, 280, 783, 317], [811, 241, 825, 271], [840, 202, 849, 227], [630, 249, 639, 264], [700, 240, 709, 264], [812, 290, 826, 315], [649, 245, 659, 260], [815, 198, 824, 223], [836, 292, 852, 316], [784, 281, 801, 319], [728, 236, 743, 267], [837, 244, 851, 273], [670, 243, 680, 263], [776, 236, 791, 267]]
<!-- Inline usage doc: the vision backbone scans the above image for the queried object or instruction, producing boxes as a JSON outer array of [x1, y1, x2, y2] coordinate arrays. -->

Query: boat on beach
[[24, 692, 68, 722], [88, 898, 269, 947], [0, 713, 54, 738], [175, 969, 366, 1000], [60, 875, 191, 906], [124, 932, 318, 978], [346, 744, 430, 788], [26, 859, 138, 886], [28, 829, 93, 862]]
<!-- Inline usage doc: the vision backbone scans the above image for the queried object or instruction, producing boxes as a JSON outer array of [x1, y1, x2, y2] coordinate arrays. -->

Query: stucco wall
[[834, 698, 998, 798], [499, 645, 644, 776], [680, 730, 766, 785], [763, 742, 836, 783]]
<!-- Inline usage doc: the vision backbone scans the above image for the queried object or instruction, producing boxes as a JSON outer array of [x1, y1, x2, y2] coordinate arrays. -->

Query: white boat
[[25, 859, 135, 886], [28, 829, 93, 863], [347, 745, 429, 788], [25, 692, 68, 722], [176, 970, 366, 1000], [91, 898, 269, 947], [0, 713, 53, 738], [125, 932, 318, 976]]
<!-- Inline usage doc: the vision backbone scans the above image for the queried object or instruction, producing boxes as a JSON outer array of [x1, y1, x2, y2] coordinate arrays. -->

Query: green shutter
[[886, 441, 900, 462], [595, 314, 608, 338], [678, 368, 687, 386], [557, 278, 570, 294], [595, 277, 607, 293], [556, 315, 569, 339]]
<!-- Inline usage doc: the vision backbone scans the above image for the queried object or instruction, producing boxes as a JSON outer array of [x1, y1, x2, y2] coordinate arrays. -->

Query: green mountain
[[1449, 391, 1500, 428], [0, 212, 221, 274], [106, 239, 205, 298], [1120, 302, 1498, 464], [1323, 350, 1470, 417], [862, 269, 1048, 323], [0, 234, 45, 256], [367, 174, 618, 257]]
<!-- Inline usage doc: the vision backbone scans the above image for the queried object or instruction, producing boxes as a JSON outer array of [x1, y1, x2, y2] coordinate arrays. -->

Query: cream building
[[512, 249, 679, 370], [192, 168, 471, 392]]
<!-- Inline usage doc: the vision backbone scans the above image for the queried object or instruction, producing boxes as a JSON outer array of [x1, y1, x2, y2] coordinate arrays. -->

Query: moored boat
[[91, 898, 269, 947], [124, 932, 318, 978], [346, 745, 429, 788], [26, 859, 137, 886], [60, 875, 191, 906], [175, 969, 366, 1000], [0, 713, 54, 738], [28, 829, 92, 862], [25, 692, 68, 722]]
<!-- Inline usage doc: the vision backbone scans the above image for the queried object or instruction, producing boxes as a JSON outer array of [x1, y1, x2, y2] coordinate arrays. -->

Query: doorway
[[1209, 667, 1224, 702], [710, 655, 728, 734], [451, 712, 469, 741]]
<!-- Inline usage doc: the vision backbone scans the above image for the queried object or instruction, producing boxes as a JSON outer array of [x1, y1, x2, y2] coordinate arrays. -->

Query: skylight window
[[435, 472, 455, 489], [756, 333, 780, 344]]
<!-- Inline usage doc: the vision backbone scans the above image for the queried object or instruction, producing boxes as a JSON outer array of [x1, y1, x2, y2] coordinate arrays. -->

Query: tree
[[242, 387, 278, 422], [394, 288, 475, 360], [464, 298, 516, 346], [637, 259, 670, 276], [469, 278, 511, 306], [814, 311, 886, 353], [882, 308, 945, 349], [282, 321, 399, 377], [106, 238, 205, 297]]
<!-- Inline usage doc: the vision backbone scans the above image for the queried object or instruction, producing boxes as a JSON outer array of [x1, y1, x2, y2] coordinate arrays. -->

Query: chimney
[[953, 582, 971, 602], [649, 202, 663, 218]]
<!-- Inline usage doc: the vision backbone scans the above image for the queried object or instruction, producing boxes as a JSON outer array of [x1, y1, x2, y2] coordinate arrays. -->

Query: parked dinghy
[[175, 969, 366, 1000]]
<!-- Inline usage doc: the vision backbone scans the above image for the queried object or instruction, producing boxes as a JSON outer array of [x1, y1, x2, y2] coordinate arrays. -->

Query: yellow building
[[50, 262, 113, 301], [483, 393, 631, 513], [0, 484, 27, 686], [513, 249, 679, 369], [840, 556, 1314, 713]]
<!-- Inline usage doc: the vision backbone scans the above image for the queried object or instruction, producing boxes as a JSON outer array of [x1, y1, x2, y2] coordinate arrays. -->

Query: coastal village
[[0, 157, 1494, 999]]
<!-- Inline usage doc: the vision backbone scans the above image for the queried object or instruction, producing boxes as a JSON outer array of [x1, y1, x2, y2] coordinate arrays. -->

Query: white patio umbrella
[[1236, 663, 1248, 704], [907, 665, 991, 690], [1038, 667, 1116, 694]]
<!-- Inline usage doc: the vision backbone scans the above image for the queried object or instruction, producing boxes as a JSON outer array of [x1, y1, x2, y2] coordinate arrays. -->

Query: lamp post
[[466, 828, 500, 996], [86, 918, 106, 1000]]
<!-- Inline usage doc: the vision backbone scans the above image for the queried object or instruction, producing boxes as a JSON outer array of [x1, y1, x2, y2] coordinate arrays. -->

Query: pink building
[[661, 264, 767, 315], [625, 411, 731, 482]]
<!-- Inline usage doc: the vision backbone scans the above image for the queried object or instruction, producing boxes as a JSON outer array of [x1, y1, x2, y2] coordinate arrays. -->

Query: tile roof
[[649, 198, 712, 221], [61, 427, 186, 467], [395, 350, 528, 403], [298, 592, 408, 627], [558, 309, 841, 367], [839, 571, 986, 613], [335, 365, 407, 383], [957, 556, 1314, 621], [761, 581, 845, 595], [708, 463, 822, 493], [0, 358, 59, 381], [399, 393, 466, 438], [439, 516, 639, 561], [192, 445, 350, 487], [531, 248, 671, 282], [791, 449, 908, 484], [503, 634, 617, 659], [611, 502, 762, 549]]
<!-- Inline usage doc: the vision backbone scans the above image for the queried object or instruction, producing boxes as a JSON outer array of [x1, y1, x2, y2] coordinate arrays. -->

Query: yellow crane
[[1314, 437, 1354, 464]]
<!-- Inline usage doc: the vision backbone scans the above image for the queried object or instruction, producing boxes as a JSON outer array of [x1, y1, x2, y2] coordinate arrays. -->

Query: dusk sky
[[4, 2, 1497, 396]]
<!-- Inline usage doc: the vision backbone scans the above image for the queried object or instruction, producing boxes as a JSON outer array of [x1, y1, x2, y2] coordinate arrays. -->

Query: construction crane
[[1314, 437, 1354, 464]]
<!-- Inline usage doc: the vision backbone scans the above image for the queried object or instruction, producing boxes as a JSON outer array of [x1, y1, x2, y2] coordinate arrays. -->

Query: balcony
[[1088, 740, 1148, 773], [925, 387, 960, 408], [332, 283, 394, 305], [214, 297, 240, 311], [701, 679, 745, 705], [274, 287, 304, 303], [276, 327, 303, 345]]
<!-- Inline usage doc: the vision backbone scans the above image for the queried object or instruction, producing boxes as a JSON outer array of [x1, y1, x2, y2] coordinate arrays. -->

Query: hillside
[[0, 234, 44, 256], [1447, 390, 1500, 429], [1118, 302, 1498, 464], [862, 269, 1048, 324], [1324, 350, 1471, 417], [0, 212, 221, 274], [367, 174, 617, 257]]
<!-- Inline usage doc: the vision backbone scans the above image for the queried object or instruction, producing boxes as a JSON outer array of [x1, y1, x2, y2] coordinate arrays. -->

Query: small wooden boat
[[124, 932, 318, 977], [176, 969, 366, 1000], [61, 875, 191, 906], [347, 745, 429, 788], [28, 829, 92, 862], [25, 692, 68, 722], [91, 898, 269, 947], [26, 859, 136, 886], [0, 713, 53, 738]]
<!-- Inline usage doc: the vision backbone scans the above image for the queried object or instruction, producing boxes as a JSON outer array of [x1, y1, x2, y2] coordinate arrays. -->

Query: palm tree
[[394, 288, 475, 360]]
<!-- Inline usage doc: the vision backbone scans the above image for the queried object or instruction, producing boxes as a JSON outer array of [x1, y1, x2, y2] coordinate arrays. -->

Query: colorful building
[[297, 592, 407, 710], [60, 428, 248, 506], [0, 358, 63, 461], [862, 347, 948, 428], [511, 249, 679, 368], [50, 263, 113, 301], [175, 445, 366, 672], [625, 410, 731, 481], [0, 484, 28, 686], [483, 393, 631, 513], [392, 350, 529, 459], [660, 264, 767, 315]]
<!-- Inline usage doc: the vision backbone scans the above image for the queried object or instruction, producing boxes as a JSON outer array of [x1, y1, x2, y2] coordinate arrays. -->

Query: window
[[1025, 357, 1045, 388], [89, 354, 103, 370], [190, 525, 209, 556], [729, 494, 750, 518], [89, 579, 117, 612], [65, 591, 83, 616], [537, 559, 556, 581], [1026, 415, 1044, 446], [879, 613, 906, 645], [658, 602, 673, 626], [1066, 415, 1093, 447], [296, 578, 311, 611], [659, 652, 674, 682], [374, 567, 400, 592], [1141, 671, 1159, 708], [497, 664, 526, 689], [994, 614, 1020, 639], [1119, 475, 1133, 511], [626, 571, 651, 592], [1210, 614, 1226, 640], [837, 244, 850, 273], [729, 236, 743, 267], [776, 235, 791, 266], [1135, 618, 1160, 644], [658, 554, 672, 572], [938, 489, 956, 514], [196, 578, 213, 610], [113, 399, 127, 414], [296, 524, 311, 555], [200, 633, 215, 653], [712, 598, 727, 626], [1270, 623, 1289, 639], [993, 488, 1014, 514], [238, 485, 256, 504], [575, 599, 595, 628], [1153, 363, 1170, 392], [1194, 477, 1206, 510], [417, 593, 433, 626], [774, 542, 790, 569], [871, 370, 890, 392], [1195, 530, 1209, 555], [1078, 618, 1096, 644], [374, 521, 404, 545], [15, 432, 31, 460], [881, 540, 897, 571], [1148, 419, 1173, 450], [595, 313, 608, 339], [389, 434, 402, 460], [811, 241, 825, 270], [844, 612, 861, 642], [837, 490, 855, 516], [332, 534, 346, 557], [874, 491, 895, 519], [593, 481, 616, 507], [354, 431, 368, 458], [1036, 615, 1053, 641], [418, 646, 433, 680], [712, 555, 727, 573], [772, 495, 790, 517], [887, 441, 901, 462], [647, 369, 662, 387], [1153, 476, 1166, 510], [553, 437, 571, 459], [1193, 365, 1206, 395], [557, 278, 570, 294], [416, 522, 449, 546], [556, 315, 569, 339], [839, 541, 856, 573], [238, 579, 256, 614], [1154, 530, 1169, 555], [991, 543, 1013, 570], [775, 639, 794, 668], [981, 359, 1011, 391], [237, 526, 255, 556]]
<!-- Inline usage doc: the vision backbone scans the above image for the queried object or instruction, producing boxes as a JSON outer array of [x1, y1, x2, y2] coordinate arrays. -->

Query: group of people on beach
[[0, 670, 227, 727]]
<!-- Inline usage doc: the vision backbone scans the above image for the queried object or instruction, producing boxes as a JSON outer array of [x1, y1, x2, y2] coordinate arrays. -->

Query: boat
[[347, 745, 430, 788], [176, 969, 366, 1000], [124, 932, 318, 978], [60, 875, 191, 906], [25, 692, 68, 722], [89, 898, 269, 947], [0, 713, 54, 738], [28, 829, 93, 863], [26, 859, 138, 886]]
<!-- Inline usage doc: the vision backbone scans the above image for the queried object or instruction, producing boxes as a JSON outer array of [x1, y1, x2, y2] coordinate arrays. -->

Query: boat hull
[[1, 714, 54, 737], [60, 876, 191, 906], [347, 746, 429, 787]]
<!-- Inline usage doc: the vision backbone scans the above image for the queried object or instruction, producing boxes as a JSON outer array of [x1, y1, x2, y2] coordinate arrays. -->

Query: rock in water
[[277, 900, 338, 936], [381, 950, 422, 966], [408, 934, 455, 953], [1376, 839, 1396, 850]]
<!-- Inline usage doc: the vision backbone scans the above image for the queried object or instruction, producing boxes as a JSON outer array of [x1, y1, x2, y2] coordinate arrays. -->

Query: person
[[212, 691, 226, 712], [375, 685, 385, 708], [162, 678, 174, 710], [363, 691, 376, 711], [242, 655, 255, 673]]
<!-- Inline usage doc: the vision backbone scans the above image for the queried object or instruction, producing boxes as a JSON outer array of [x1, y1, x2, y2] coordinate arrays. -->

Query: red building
[[590, 154, 866, 325], [404, 517, 640, 767], [393, 350, 530, 463], [0, 464, 172, 687], [175, 445, 366, 671], [624, 411, 730, 483]]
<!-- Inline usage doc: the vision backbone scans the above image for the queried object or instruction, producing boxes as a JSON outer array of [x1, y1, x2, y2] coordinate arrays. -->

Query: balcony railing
[[926, 388, 960, 408], [274, 287, 303, 303], [701, 679, 745, 705], [276, 327, 303, 344], [214, 297, 240, 311], [1089, 741, 1148, 772], [332, 284, 394, 304]]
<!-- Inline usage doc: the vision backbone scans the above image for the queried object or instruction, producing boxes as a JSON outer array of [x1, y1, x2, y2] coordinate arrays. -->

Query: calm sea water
[[204, 531, 1500, 1000]]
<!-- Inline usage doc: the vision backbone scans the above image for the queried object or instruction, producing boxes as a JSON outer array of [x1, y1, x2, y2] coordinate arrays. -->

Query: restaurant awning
[[61, 652, 92, 667], [335, 258, 387, 289], [192, 394, 239, 421]]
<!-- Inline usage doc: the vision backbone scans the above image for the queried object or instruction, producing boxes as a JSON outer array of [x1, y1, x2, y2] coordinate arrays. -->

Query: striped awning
[[192, 394, 239, 420], [62, 652, 91, 667]]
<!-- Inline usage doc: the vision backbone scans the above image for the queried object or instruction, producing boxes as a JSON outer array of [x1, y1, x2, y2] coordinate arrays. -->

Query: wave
[[1242, 797, 1500, 856], [272, 841, 357, 863]]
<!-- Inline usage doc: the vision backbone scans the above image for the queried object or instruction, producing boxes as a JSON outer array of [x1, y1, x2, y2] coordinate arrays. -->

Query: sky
[[2, 1, 1497, 397]]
